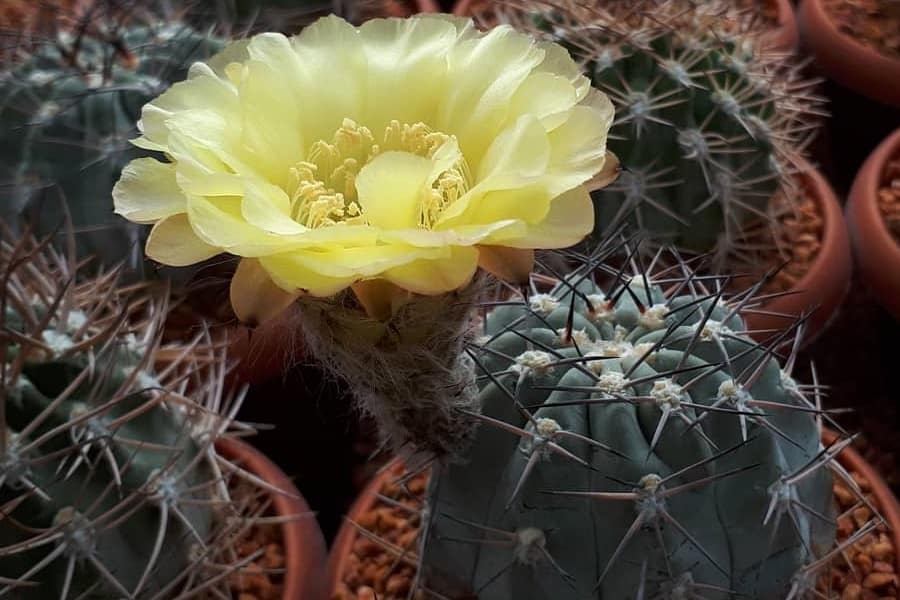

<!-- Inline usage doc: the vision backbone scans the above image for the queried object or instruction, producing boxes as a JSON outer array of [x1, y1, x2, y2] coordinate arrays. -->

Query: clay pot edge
[[216, 437, 328, 600], [846, 127, 900, 318], [743, 161, 852, 345], [799, 0, 900, 107]]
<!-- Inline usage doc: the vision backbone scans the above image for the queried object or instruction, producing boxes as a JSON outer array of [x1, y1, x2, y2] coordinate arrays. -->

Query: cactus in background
[[502, 0, 821, 273], [0, 226, 266, 598], [415, 240, 867, 599], [0, 0, 224, 275]]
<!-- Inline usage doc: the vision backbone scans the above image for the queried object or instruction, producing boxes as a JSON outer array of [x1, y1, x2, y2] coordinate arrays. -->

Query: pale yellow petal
[[186, 196, 290, 255], [288, 15, 367, 144], [112, 158, 185, 224], [261, 254, 357, 297], [358, 16, 457, 130], [241, 181, 306, 235], [259, 244, 445, 295], [507, 71, 578, 131], [204, 38, 251, 77], [487, 186, 594, 249], [355, 151, 435, 229], [534, 41, 591, 102], [237, 58, 305, 185], [137, 67, 238, 151], [437, 115, 550, 227], [378, 219, 525, 247], [230, 257, 301, 325], [145, 214, 220, 266], [437, 25, 545, 168], [383, 245, 479, 295], [545, 90, 616, 195]]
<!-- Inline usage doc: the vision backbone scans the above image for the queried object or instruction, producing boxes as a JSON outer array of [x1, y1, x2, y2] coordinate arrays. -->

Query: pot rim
[[739, 160, 851, 344], [216, 437, 327, 600], [822, 428, 900, 578], [775, 161, 849, 303], [327, 430, 900, 596], [799, 0, 900, 106], [848, 128, 900, 266]]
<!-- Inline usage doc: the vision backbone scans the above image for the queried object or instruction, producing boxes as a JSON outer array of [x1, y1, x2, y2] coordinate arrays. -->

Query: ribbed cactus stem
[[414, 243, 863, 599]]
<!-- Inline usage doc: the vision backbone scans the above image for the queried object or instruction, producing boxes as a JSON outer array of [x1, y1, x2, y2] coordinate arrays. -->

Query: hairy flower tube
[[113, 14, 616, 323]]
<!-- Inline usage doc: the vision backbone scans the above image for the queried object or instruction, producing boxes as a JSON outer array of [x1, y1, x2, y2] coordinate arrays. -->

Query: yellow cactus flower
[[113, 14, 616, 320]]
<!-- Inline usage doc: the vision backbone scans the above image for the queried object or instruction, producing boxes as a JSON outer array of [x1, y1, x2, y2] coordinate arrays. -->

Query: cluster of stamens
[[285, 118, 470, 229]]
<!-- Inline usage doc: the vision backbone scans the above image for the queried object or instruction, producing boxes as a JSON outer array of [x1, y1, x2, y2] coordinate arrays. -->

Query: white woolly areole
[[528, 294, 559, 315], [586, 294, 613, 322], [557, 328, 592, 348], [41, 329, 73, 354], [650, 379, 685, 409], [595, 371, 630, 393], [64, 310, 88, 333], [535, 417, 561, 438], [511, 350, 555, 377], [717, 379, 752, 409], [638, 304, 669, 331], [583, 350, 608, 374], [639, 473, 663, 492], [697, 319, 732, 341], [123, 366, 160, 391], [625, 342, 657, 365], [514, 527, 547, 566]]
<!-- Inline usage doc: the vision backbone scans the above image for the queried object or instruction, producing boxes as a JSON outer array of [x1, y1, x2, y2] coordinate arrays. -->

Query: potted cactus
[[324, 244, 899, 599], [499, 0, 851, 346], [846, 127, 900, 320], [0, 227, 326, 599], [0, 0, 224, 277]]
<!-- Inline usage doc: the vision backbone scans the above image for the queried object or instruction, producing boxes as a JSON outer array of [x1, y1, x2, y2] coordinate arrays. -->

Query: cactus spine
[[413, 241, 869, 599], [0, 226, 269, 598]]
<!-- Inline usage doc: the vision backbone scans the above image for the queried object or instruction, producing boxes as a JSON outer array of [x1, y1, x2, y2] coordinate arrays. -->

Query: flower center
[[286, 118, 470, 229]]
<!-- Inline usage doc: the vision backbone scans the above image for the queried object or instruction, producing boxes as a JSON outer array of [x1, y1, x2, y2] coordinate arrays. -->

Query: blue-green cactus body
[[422, 275, 834, 599]]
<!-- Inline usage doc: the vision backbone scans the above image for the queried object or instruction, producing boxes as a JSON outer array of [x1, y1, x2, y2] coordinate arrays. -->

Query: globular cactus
[[417, 241, 868, 599], [503, 0, 821, 273], [0, 1, 223, 275], [0, 226, 265, 598]]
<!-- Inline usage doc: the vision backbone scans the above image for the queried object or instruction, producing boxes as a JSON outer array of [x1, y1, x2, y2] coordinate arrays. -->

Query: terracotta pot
[[326, 432, 900, 598], [799, 0, 900, 107], [323, 463, 403, 600], [216, 437, 327, 600], [767, 0, 799, 51], [846, 128, 900, 320], [823, 428, 900, 577], [742, 164, 852, 345]]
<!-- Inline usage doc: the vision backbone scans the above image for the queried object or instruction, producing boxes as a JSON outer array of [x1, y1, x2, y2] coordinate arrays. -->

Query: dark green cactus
[[417, 241, 866, 599], [0, 228, 263, 598], [508, 0, 821, 273], [0, 3, 223, 275]]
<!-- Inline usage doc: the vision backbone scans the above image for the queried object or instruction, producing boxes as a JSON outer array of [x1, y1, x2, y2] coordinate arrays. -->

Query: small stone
[[863, 572, 898, 590], [842, 583, 862, 600]]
